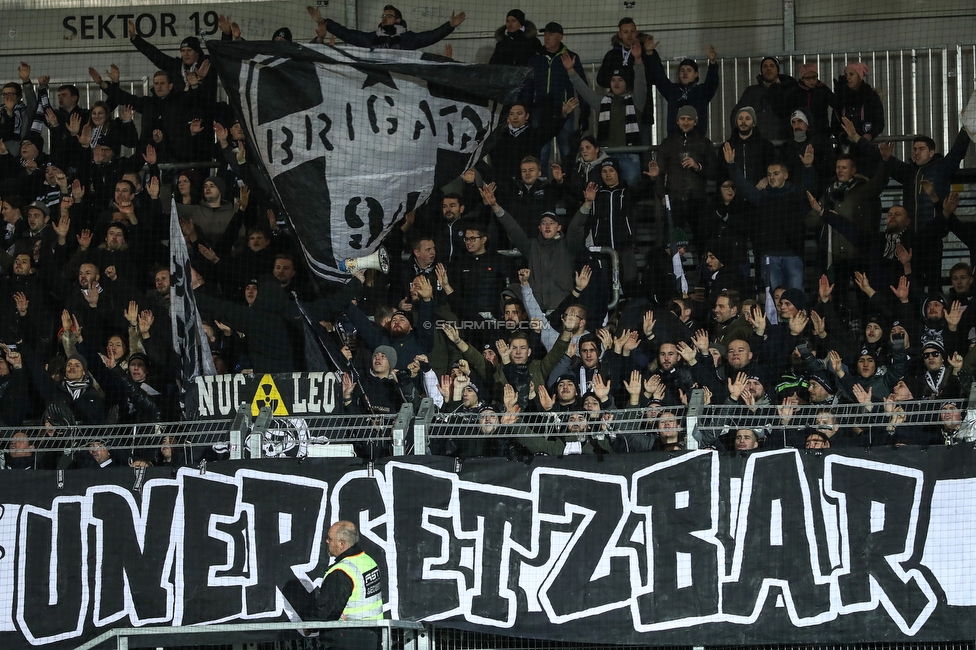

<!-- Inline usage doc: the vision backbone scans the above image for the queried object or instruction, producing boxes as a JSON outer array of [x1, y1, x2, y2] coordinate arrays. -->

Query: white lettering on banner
[[237, 46, 491, 278], [194, 373, 338, 418], [0, 451, 959, 648]]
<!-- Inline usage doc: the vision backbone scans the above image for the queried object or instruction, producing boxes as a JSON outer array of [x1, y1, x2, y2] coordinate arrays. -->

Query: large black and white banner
[[207, 40, 523, 281], [3, 447, 976, 648]]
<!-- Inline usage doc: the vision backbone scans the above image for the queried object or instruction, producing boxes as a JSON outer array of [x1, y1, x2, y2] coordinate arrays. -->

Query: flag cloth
[[169, 199, 217, 418], [206, 40, 526, 281]]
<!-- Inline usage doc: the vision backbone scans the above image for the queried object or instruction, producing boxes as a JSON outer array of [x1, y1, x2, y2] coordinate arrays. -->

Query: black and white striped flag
[[207, 40, 525, 281], [169, 199, 216, 418]]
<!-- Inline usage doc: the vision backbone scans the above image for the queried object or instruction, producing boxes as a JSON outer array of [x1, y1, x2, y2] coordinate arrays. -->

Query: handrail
[[73, 619, 425, 650]]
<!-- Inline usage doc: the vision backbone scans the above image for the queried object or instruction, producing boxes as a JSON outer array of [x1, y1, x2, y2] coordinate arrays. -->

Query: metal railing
[[74, 619, 427, 650], [585, 44, 976, 166]]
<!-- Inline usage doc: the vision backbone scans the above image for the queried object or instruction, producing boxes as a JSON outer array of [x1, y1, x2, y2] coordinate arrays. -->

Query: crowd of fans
[[1, 7, 975, 470]]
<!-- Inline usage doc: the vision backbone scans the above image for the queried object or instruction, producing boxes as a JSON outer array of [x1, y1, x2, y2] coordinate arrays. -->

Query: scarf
[[181, 60, 200, 90], [793, 129, 808, 142], [882, 231, 902, 259], [925, 366, 947, 396], [376, 23, 407, 37], [63, 376, 91, 400], [508, 122, 529, 138]]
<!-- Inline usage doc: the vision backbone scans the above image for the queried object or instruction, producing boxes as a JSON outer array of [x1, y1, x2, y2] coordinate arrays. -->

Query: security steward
[[315, 520, 385, 649]]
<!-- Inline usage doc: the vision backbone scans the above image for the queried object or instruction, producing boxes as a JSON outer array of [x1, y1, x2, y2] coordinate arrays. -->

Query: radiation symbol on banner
[[251, 374, 290, 416]]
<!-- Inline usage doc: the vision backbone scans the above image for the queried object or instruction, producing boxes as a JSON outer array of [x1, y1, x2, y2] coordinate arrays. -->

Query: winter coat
[[646, 50, 719, 135], [490, 22, 543, 66], [730, 74, 795, 143], [832, 77, 885, 145], [325, 19, 455, 50]]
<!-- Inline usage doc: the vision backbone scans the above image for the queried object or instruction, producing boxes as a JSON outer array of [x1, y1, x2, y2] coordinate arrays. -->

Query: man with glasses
[[438, 226, 508, 326], [1, 63, 37, 153], [915, 337, 968, 400], [309, 4, 465, 50]]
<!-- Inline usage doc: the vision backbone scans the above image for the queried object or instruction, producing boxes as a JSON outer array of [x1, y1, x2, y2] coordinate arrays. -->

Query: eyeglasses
[[2, 91, 19, 97], [923, 351, 942, 359], [802, 75, 818, 80], [381, 13, 396, 18], [463, 236, 484, 242], [720, 183, 735, 190]]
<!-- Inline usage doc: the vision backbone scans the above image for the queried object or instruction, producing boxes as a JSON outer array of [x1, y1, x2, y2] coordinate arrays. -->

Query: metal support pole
[[228, 403, 251, 461], [782, 0, 796, 53], [392, 403, 415, 457], [684, 388, 705, 450], [250, 406, 274, 459], [414, 398, 436, 455]]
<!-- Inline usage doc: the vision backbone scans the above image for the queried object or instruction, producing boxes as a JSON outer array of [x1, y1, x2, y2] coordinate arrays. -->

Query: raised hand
[[878, 140, 894, 161], [45, 107, 59, 127], [18, 62, 31, 82], [621, 330, 640, 353], [623, 369, 642, 396], [437, 374, 452, 398], [946, 300, 964, 329], [705, 45, 717, 61], [108, 63, 120, 83], [214, 122, 229, 143], [852, 383, 873, 407], [560, 51, 576, 71], [342, 373, 357, 400], [239, 184, 250, 211], [88, 67, 104, 86], [722, 141, 735, 164], [828, 349, 844, 375], [76, 229, 92, 250], [124, 301, 139, 326], [435, 262, 450, 289], [643, 374, 665, 400], [550, 163, 564, 182], [443, 43, 453, 59], [503, 384, 519, 410], [13, 292, 29, 315], [67, 112, 82, 136], [642, 310, 656, 339], [147, 176, 160, 199], [218, 13, 232, 34], [800, 144, 813, 167], [888, 275, 910, 302], [676, 340, 697, 364], [479, 184, 497, 208], [53, 213, 71, 241], [583, 182, 598, 203], [138, 310, 154, 335], [574, 265, 592, 292], [415, 275, 433, 301], [592, 373, 611, 400], [728, 372, 747, 401], [854, 271, 875, 296], [518, 267, 530, 286], [562, 310, 580, 332], [644, 160, 660, 179], [749, 303, 767, 334], [442, 321, 461, 344], [944, 191, 961, 216], [818, 274, 834, 303], [811, 310, 826, 337], [537, 385, 554, 411], [894, 244, 912, 267], [596, 327, 612, 351], [561, 97, 579, 116], [949, 352, 964, 374], [840, 116, 858, 140], [449, 11, 466, 27], [789, 310, 809, 336], [806, 190, 822, 213], [495, 339, 511, 364], [692, 328, 710, 352]]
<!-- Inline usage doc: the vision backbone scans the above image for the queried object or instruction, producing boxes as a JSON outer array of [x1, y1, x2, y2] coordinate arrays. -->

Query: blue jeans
[[763, 255, 804, 291], [615, 153, 642, 188], [541, 114, 575, 169]]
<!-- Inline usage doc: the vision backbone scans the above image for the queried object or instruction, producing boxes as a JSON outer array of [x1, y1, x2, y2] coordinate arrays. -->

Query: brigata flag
[[170, 198, 216, 417], [206, 40, 526, 281]]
